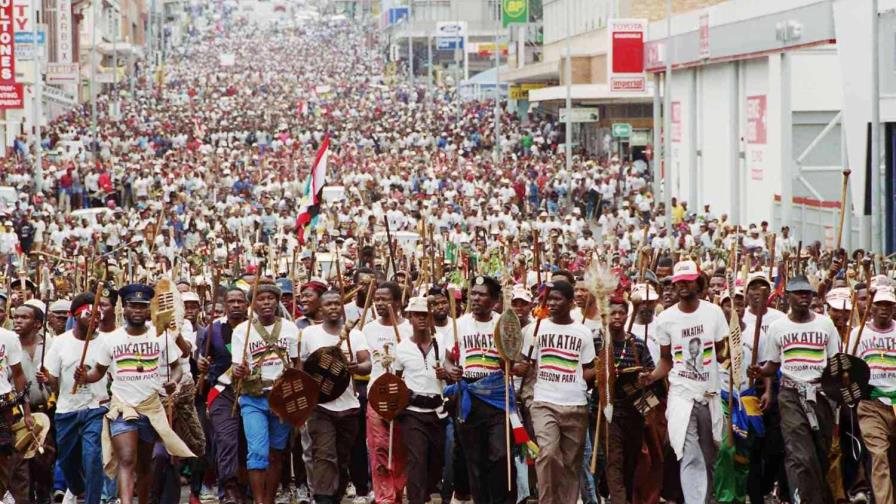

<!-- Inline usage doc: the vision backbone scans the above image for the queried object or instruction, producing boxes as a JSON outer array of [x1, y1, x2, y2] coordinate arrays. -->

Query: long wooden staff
[[383, 216, 398, 277], [196, 266, 220, 397], [334, 245, 354, 359], [72, 267, 108, 394], [447, 286, 462, 417], [850, 261, 875, 356], [385, 304, 403, 471], [358, 280, 376, 332], [835, 169, 851, 250], [232, 264, 263, 416]]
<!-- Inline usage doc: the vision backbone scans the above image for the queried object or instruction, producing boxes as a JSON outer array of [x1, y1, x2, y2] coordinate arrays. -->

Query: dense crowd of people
[[0, 3, 892, 504]]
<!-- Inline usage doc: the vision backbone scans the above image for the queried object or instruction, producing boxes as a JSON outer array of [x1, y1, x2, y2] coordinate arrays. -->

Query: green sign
[[611, 123, 632, 138], [502, 0, 528, 27]]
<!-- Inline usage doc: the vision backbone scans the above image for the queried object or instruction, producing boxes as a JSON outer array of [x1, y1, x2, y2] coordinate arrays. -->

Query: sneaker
[[53, 490, 66, 503], [345, 482, 357, 498], [851, 492, 870, 504], [188, 493, 202, 504], [351, 497, 369, 504], [295, 484, 311, 504]]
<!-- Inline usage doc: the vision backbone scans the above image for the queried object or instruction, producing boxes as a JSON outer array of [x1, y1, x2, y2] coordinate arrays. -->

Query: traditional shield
[[269, 368, 321, 427], [368, 372, 410, 422], [304, 346, 351, 404], [616, 366, 666, 417], [494, 309, 522, 362], [822, 353, 871, 407]]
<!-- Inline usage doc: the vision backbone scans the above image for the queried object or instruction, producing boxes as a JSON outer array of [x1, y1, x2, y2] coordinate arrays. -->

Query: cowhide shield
[[269, 368, 321, 427], [494, 309, 523, 362], [822, 352, 871, 407], [368, 372, 410, 422], [304, 346, 351, 404]]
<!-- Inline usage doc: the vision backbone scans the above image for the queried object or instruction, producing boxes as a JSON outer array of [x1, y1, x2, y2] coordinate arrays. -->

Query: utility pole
[[90, 0, 97, 155], [870, 0, 881, 252], [111, 6, 118, 120], [148, 0, 155, 92], [663, 0, 673, 233], [408, 5, 413, 86], [31, 0, 42, 191], [564, 0, 572, 198], [494, 0, 502, 163]]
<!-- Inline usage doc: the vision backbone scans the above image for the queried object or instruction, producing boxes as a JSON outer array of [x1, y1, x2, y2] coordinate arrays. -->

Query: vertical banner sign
[[671, 101, 682, 143], [0, 0, 14, 84], [607, 18, 647, 93], [747, 95, 767, 181], [501, 0, 527, 28], [699, 12, 710, 59], [57, 0, 72, 63]]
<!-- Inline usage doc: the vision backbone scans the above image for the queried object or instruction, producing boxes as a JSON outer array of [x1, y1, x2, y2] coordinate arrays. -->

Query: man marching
[[444, 275, 515, 504], [518, 280, 595, 504], [196, 287, 249, 504], [364, 281, 411, 504], [749, 275, 841, 504], [639, 260, 729, 504], [75, 283, 194, 504], [300, 289, 371, 504], [394, 296, 451, 504], [850, 285, 896, 503], [0, 300, 33, 503], [39, 293, 108, 504], [231, 279, 300, 504]]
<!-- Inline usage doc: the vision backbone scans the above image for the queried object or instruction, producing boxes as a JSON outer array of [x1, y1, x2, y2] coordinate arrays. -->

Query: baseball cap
[[720, 287, 745, 304], [872, 286, 896, 304], [405, 296, 429, 313], [785, 275, 815, 294], [825, 287, 853, 310], [671, 260, 701, 283], [182, 292, 200, 303], [746, 272, 771, 289], [510, 284, 532, 303]]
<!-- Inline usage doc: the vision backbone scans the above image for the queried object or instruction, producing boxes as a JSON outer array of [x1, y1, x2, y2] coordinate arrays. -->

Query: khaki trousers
[[858, 399, 896, 504], [530, 401, 588, 504]]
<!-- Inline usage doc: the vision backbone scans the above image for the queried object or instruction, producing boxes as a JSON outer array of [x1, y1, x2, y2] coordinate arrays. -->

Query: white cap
[[511, 284, 532, 303], [826, 287, 853, 310], [182, 292, 200, 303], [720, 287, 745, 304], [23, 299, 46, 315], [632, 283, 659, 302], [49, 300, 71, 313], [672, 260, 700, 283], [746, 272, 771, 289], [405, 296, 429, 313], [872, 286, 896, 304]]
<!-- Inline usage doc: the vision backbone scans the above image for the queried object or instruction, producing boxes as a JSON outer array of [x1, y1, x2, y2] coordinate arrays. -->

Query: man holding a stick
[[231, 279, 300, 504], [517, 280, 596, 504], [300, 289, 370, 504], [75, 284, 193, 504]]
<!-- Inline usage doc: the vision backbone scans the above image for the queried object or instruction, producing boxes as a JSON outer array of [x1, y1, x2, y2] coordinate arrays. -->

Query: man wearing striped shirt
[[749, 274, 841, 504]]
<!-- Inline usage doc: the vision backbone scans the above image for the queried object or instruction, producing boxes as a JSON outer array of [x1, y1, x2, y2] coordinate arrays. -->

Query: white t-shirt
[[523, 319, 596, 406], [742, 307, 785, 354], [655, 300, 728, 399], [96, 326, 180, 407], [444, 313, 500, 381], [299, 324, 368, 412], [231, 318, 300, 386], [763, 313, 840, 384], [848, 323, 896, 405], [631, 321, 659, 365], [394, 335, 447, 413], [0, 328, 22, 395], [363, 319, 412, 384], [45, 330, 109, 413]]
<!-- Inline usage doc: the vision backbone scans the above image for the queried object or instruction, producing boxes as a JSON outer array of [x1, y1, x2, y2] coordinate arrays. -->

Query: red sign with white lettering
[[0, 83, 23, 109], [0, 0, 15, 85]]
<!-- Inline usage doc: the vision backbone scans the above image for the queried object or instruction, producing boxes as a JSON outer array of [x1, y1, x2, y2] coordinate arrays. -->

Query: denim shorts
[[109, 414, 158, 443]]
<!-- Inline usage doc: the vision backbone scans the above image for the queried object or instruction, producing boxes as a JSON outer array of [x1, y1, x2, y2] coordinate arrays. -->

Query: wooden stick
[[835, 169, 851, 251], [383, 216, 398, 277], [849, 294, 873, 356], [504, 360, 512, 492], [358, 280, 376, 333], [748, 311, 764, 388], [232, 264, 264, 416], [72, 268, 107, 394]]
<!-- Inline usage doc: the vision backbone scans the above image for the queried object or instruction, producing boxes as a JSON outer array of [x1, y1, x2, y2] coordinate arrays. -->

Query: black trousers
[[456, 396, 516, 504], [399, 410, 445, 504], [349, 381, 370, 496]]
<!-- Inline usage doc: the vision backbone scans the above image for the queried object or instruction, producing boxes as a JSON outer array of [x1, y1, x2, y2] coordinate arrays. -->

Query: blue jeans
[[56, 407, 107, 504], [239, 395, 291, 470]]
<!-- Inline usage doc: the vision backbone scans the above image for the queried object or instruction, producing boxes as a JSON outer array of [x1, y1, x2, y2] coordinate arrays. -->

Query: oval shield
[[494, 309, 522, 362], [368, 372, 410, 422], [304, 346, 351, 404], [270, 368, 321, 427]]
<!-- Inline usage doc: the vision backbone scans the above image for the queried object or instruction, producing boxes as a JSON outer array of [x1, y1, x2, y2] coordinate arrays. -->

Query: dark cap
[[785, 275, 816, 294], [276, 278, 294, 295], [10, 277, 36, 290], [472, 275, 501, 298], [118, 283, 154, 304]]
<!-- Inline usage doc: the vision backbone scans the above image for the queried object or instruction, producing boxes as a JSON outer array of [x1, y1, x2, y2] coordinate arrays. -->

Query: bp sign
[[502, 0, 528, 27], [611, 123, 632, 138]]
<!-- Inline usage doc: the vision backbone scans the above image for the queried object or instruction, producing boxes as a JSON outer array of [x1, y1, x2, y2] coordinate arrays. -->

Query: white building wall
[[699, 63, 737, 220]]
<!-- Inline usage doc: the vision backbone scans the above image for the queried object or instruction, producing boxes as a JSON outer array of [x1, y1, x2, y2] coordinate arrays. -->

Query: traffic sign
[[612, 123, 632, 138]]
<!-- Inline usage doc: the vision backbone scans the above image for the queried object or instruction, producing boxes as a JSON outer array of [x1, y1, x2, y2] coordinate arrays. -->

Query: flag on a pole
[[295, 137, 330, 244]]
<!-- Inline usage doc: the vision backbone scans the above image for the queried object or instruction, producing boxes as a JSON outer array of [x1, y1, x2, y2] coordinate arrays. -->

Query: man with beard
[[444, 275, 515, 504], [39, 293, 108, 504], [300, 290, 371, 504], [0, 300, 31, 502], [749, 275, 841, 504], [231, 279, 300, 504], [345, 268, 377, 326], [197, 287, 249, 504], [428, 286, 453, 339], [639, 261, 729, 504], [75, 284, 193, 504]]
